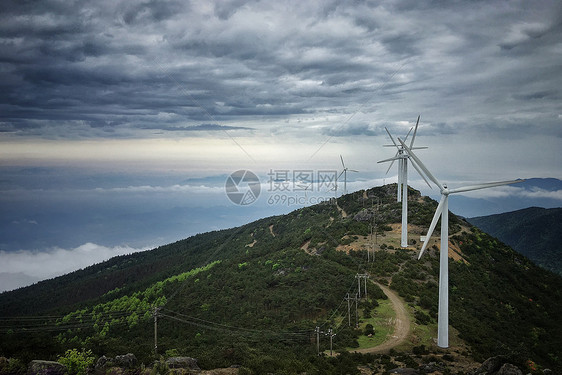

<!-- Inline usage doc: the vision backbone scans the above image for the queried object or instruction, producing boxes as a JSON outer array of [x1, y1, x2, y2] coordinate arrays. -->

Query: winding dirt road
[[354, 282, 410, 354]]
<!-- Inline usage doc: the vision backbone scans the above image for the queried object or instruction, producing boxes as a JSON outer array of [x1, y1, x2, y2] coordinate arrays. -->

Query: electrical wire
[[160, 308, 308, 337], [1, 195, 382, 348]]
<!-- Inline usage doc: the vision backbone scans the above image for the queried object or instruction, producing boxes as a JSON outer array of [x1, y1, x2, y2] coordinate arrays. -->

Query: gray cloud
[[139, 123, 253, 132], [1, 0, 558, 140], [321, 122, 383, 137]]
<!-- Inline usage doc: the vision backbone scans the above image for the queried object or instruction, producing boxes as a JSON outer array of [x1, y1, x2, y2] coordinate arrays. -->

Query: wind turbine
[[338, 155, 358, 195], [398, 137, 522, 348], [296, 181, 312, 199], [378, 116, 430, 247]]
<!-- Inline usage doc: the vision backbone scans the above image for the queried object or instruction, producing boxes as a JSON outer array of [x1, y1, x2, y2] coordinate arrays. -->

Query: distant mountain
[[1, 185, 561, 373], [441, 178, 562, 217], [468, 207, 562, 276]]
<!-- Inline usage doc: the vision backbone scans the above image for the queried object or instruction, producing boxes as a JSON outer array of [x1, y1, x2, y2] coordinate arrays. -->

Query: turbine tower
[[378, 116, 430, 247], [338, 155, 358, 195], [398, 138, 522, 348]]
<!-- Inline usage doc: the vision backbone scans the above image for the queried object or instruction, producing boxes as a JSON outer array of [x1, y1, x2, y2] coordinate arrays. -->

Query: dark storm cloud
[[0, 0, 560, 139], [139, 123, 253, 132]]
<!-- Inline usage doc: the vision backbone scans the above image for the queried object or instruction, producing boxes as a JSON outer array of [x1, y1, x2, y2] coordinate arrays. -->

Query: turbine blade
[[398, 138, 442, 189], [386, 155, 397, 174], [338, 170, 345, 179], [378, 150, 400, 174], [409, 115, 420, 149], [349, 169, 359, 173], [448, 179, 524, 194], [378, 150, 400, 163], [385, 128, 399, 149], [409, 159, 433, 189], [340, 155, 346, 169], [418, 194, 447, 259], [403, 127, 413, 144]]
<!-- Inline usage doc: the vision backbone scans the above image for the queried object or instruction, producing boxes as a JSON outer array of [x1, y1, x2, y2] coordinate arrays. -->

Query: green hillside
[[468, 207, 562, 275], [1, 185, 561, 374]]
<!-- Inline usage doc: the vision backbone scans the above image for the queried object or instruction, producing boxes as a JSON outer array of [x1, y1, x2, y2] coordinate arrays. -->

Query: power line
[[2, 194, 382, 352]]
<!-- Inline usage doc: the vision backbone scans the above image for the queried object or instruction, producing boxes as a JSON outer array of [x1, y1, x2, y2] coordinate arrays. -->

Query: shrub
[[57, 349, 95, 375], [150, 359, 169, 375], [164, 349, 180, 358], [414, 310, 431, 325], [412, 345, 429, 355], [0, 358, 26, 375]]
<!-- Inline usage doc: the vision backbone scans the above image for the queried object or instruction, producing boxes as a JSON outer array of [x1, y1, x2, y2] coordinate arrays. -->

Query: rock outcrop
[[27, 360, 66, 375], [94, 353, 137, 373], [165, 357, 200, 370], [496, 363, 523, 375], [473, 356, 526, 375], [114, 354, 137, 369]]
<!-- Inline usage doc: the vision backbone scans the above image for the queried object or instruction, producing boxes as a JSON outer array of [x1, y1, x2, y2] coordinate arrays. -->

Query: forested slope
[[1, 185, 561, 374], [468, 207, 562, 275]]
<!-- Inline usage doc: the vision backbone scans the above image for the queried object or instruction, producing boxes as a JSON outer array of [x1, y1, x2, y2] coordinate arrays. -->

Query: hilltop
[[1, 185, 561, 374]]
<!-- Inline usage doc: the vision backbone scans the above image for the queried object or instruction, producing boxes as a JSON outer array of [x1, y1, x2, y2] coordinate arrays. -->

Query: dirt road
[[354, 282, 410, 354]]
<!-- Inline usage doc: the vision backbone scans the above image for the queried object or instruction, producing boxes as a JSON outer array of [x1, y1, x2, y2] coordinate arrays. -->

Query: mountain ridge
[[1, 184, 561, 374], [468, 206, 562, 276], [438, 177, 562, 217]]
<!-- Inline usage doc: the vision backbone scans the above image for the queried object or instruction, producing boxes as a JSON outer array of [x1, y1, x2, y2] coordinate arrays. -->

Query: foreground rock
[[165, 357, 200, 371], [473, 356, 525, 375], [114, 354, 137, 369], [95, 353, 137, 373], [496, 363, 522, 375], [199, 369, 238, 375], [389, 368, 419, 375], [27, 360, 66, 375]]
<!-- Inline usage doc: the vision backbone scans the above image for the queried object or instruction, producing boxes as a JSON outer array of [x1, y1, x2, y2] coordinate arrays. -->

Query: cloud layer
[[0, 243, 150, 292], [1, 0, 561, 140]]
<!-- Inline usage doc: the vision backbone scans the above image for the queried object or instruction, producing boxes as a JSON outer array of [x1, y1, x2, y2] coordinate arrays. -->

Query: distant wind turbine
[[338, 155, 358, 195], [296, 181, 312, 199], [398, 137, 523, 348], [378, 116, 430, 247]]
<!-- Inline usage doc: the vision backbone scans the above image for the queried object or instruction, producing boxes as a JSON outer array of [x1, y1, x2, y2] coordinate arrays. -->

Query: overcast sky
[[1, 0, 561, 291]]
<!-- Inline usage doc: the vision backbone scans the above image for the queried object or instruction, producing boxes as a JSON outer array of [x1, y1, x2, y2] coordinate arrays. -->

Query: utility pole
[[355, 293, 359, 328], [315, 326, 320, 356], [345, 293, 352, 326], [367, 224, 373, 263], [356, 273, 369, 299], [373, 197, 379, 245], [327, 328, 336, 356], [153, 307, 160, 356]]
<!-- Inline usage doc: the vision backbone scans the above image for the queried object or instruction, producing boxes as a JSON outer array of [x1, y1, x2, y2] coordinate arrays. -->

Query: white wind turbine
[[398, 138, 522, 348], [338, 155, 358, 195], [378, 116, 430, 247]]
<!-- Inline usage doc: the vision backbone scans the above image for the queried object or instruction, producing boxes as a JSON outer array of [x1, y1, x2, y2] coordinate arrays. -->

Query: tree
[[57, 349, 95, 375]]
